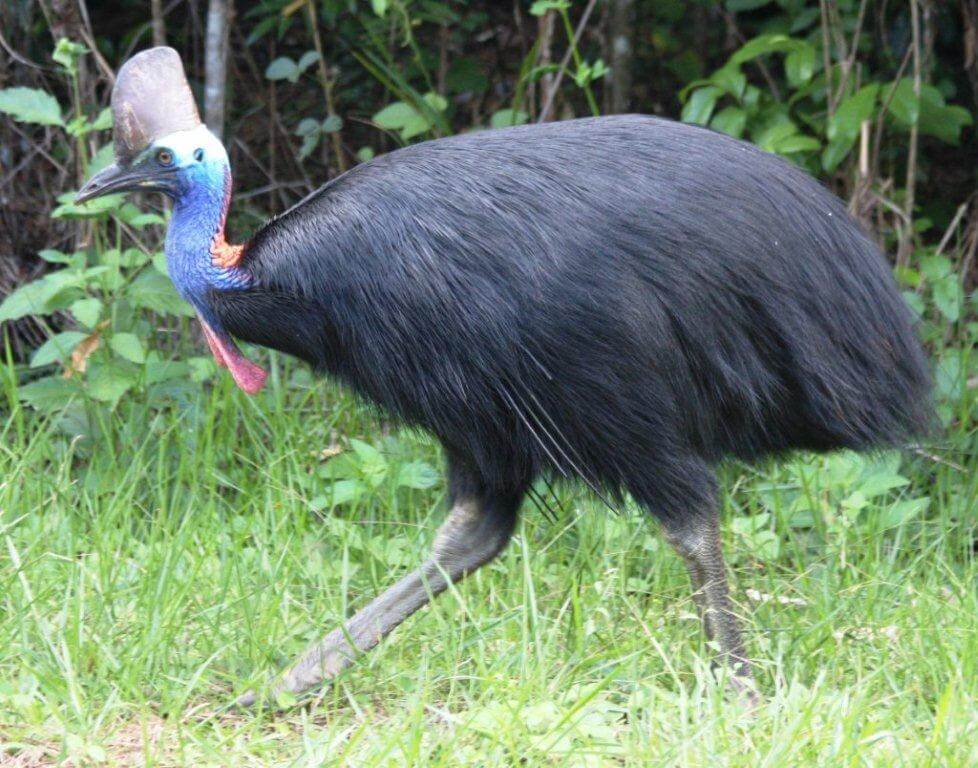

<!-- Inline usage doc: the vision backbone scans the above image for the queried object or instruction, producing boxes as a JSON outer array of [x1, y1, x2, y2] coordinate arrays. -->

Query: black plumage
[[76, 46, 936, 706], [212, 115, 932, 518]]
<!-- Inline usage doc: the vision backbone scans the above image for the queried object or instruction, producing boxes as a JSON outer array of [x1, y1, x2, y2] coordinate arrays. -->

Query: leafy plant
[[309, 437, 440, 510], [0, 41, 203, 420], [372, 92, 448, 141], [681, 33, 972, 173]]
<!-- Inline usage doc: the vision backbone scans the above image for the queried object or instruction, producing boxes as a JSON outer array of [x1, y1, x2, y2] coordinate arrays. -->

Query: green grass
[[1, 355, 977, 767]]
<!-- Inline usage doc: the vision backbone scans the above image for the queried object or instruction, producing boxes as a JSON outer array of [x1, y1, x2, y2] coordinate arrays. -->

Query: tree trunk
[[204, 0, 231, 139], [607, 0, 633, 113]]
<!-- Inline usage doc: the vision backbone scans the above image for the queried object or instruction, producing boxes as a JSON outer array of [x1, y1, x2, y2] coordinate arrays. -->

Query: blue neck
[[165, 163, 251, 315]]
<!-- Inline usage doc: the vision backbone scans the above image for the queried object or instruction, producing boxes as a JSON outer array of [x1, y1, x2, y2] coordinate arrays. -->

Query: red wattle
[[198, 316, 268, 395]]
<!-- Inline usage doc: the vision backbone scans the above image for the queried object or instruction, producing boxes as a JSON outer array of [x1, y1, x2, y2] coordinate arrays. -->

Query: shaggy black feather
[[208, 115, 933, 521]]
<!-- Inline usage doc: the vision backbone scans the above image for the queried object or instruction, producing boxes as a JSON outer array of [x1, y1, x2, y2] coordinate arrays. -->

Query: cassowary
[[77, 47, 933, 707]]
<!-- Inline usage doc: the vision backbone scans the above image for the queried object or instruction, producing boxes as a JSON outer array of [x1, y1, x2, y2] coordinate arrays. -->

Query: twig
[[935, 202, 969, 257], [820, 0, 835, 116], [720, 8, 781, 101], [75, 0, 117, 85], [538, 0, 599, 123], [233, 25, 314, 193], [305, 0, 346, 174], [0, 28, 53, 70], [870, 44, 913, 187], [898, 0, 922, 268], [912, 448, 965, 473], [832, 0, 869, 108]]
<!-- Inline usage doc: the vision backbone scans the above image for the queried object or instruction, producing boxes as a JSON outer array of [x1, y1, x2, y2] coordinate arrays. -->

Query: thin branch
[[898, 0, 922, 268], [538, 0, 599, 123], [304, 0, 346, 174]]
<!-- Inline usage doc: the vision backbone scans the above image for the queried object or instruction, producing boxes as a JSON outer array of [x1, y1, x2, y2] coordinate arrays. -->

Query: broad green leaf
[[145, 358, 190, 384], [887, 79, 973, 144], [110, 333, 146, 364], [373, 101, 418, 130], [0, 271, 81, 321], [785, 44, 815, 87], [0, 87, 63, 125], [822, 83, 879, 171], [125, 212, 166, 228], [89, 107, 112, 131], [681, 86, 722, 125], [298, 132, 319, 160], [821, 137, 852, 173], [70, 298, 102, 328], [396, 461, 440, 490], [730, 34, 800, 65], [18, 376, 80, 412], [351, 439, 388, 487], [422, 92, 448, 112], [827, 84, 879, 143], [322, 115, 343, 133], [371, 0, 388, 16], [857, 472, 909, 499], [399, 112, 433, 140], [86, 144, 115, 176], [755, 118, 797, 152], [30, 332, 88, 368], [326, 479, 367, 506], [55, 190, 127, 218], [188, 356, 217, 382], [87, 360, 138, 404], [490, 109, 529, 128], [709, 66, 746, 100], [152, 253, 169, 276], [932, 275, 963, 322], [878, 497, 929, 528], [296, 51, 320, 74], [53, 39, 86, 73], [530, 0, 570, 15], [920, 252, 952, 281], [265, 57, 298, 82], [772, 134, 821, 154], [38, 249, 74, 264], [710, 106, 746, 138], [887, 78, 919, 126], [128, 270, 194, 316], [295, 117, 320, 136]]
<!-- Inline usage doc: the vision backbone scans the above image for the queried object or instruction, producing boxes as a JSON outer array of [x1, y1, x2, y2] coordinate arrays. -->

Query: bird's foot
[[722, 664, 762, 711], [235, 634, 356, 710]]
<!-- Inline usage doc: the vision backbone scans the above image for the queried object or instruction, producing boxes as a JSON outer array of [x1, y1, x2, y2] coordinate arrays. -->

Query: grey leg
[[661, 512, 759, 703], [238, 485, 520, 707]]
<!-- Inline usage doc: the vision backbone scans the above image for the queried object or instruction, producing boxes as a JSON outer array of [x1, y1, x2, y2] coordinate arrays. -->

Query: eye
[[156, 149, 174, 166], [194, 148, 204, 162]]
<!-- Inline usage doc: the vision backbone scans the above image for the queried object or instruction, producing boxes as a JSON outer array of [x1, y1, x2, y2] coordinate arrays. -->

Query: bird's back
[[216, 115, 932, 493]]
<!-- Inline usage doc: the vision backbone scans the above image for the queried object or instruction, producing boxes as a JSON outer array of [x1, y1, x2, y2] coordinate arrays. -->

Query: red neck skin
[[209, 170, 244, 269]]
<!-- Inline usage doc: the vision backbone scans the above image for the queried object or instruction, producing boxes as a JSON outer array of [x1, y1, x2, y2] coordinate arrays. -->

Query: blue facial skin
[[152, 129, 252, 333]]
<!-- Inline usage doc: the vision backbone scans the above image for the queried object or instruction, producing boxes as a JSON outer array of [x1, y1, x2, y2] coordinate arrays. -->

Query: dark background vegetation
[[0, 0, 976, 382]]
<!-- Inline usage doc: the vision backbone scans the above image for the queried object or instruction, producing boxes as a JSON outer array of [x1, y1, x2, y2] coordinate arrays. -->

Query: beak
[[75, 161, 175, 203]]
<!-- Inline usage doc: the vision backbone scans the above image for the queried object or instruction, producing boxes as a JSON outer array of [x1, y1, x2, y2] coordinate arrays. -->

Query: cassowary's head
[[76, 47, 267, 395], [76, 47, 226, 205]]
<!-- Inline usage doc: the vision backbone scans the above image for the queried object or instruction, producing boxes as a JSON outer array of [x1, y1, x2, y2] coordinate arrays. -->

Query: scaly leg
[[238, 477, 522, 706], [662, 511, 759, 704]]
